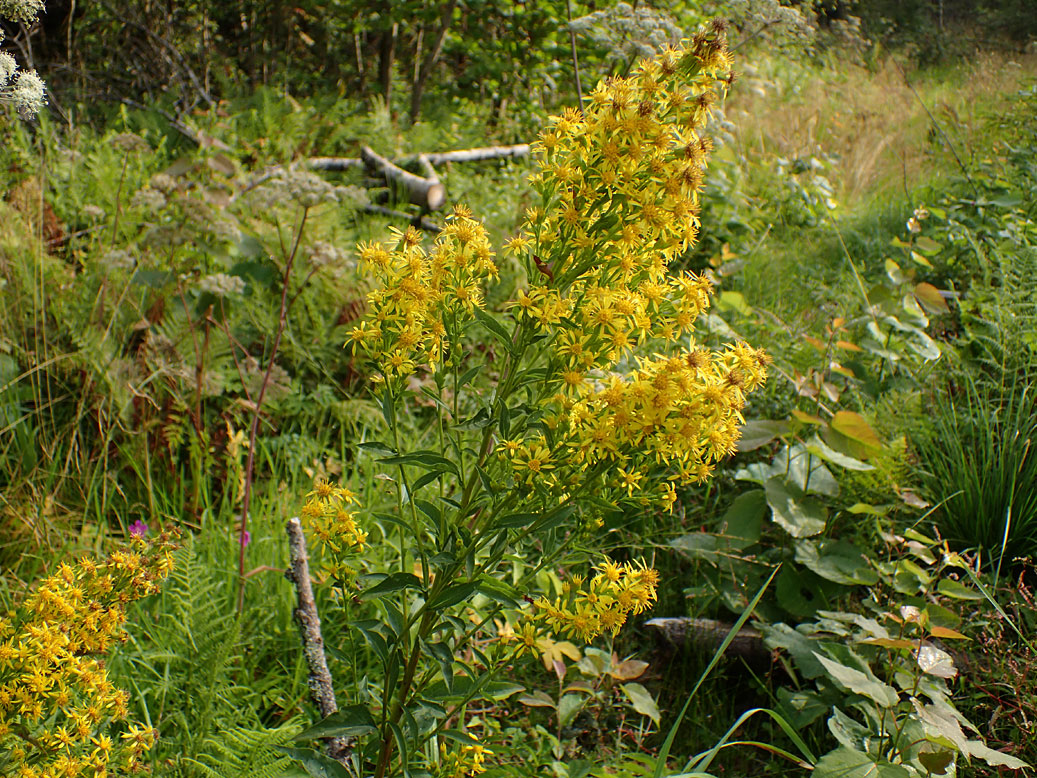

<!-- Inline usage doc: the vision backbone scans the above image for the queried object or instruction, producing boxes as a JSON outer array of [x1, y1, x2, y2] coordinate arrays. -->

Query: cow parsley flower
[[198, 273, 246, 297]]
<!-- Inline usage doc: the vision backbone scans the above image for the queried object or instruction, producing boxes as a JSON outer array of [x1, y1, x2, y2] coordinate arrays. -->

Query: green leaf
[[765, 478, 827, 538], [830, 411, 882, 451], [814, 653, 898, 706], [379, 451, 459, 476], [518, 690, 556, 708], [458, 365, 482, 388], [411, 469, 448, 491], [558, 693, 585, 727], [360, 572, 424, 600], [476, 576, 520, 608], [380, 388, 396, 428], [719, 489, 767, 549], [917, 748, 955, 775], [669, 532, 720, 559], [936, 578, 983, 600], [423, 677, 525, 703], [795, 540, 879, 586], [454, 408, 494, 431], [737, 420, 790, 452], [776, 565, 830, 619], [422, 639, 455, 692], [718, 289, 753, 315], [813, 747, 911, 778], [426, 581, 478, 611], [292, 706, 378, 741], [621, 682, 661, 724], [473, 308, 514, 353], [276, 746, 352, 778], [913, 236, 943, 253], [965, 740, 1029, 769], [497, 512, 539, 528], [439, 728, 480, 745], [761, 623, 826, 678], [805, 436, 874, 471], [358, 441, 397, 457]]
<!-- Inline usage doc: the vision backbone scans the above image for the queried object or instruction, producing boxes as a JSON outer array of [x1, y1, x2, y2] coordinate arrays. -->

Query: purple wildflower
[[129, 519, 149, 538], [240, 530, 251, 547]]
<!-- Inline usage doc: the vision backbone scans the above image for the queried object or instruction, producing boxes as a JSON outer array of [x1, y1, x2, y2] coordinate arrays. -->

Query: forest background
[[2, 1, 1037, 777]]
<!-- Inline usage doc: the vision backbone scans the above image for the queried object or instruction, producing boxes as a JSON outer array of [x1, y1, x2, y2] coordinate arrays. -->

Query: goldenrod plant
[[289, 25, 768, 778], [0, 531, 178, 776]]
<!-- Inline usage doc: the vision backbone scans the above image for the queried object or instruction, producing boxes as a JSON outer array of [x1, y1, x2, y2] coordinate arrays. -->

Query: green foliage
[[761, 530, 1029, 775], [4, 9, 1037, 778], [111, 530, 304, 776]]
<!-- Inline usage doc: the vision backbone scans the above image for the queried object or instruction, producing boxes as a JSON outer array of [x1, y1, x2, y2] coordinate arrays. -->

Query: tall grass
[[914, 370, 1037, 564]]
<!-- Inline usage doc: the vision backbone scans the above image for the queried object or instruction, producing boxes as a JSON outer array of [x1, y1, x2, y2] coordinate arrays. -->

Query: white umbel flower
[[11, 70, 45, 117], [198, 273, 246, 298], [0, 52, 16, 86], [0, 0, 45, 22]]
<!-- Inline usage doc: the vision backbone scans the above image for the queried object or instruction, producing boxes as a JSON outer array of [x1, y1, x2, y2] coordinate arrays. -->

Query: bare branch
[[285, 517, 353, 763]]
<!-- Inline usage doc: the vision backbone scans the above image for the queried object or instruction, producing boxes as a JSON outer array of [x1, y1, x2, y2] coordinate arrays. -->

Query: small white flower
[[131, 188, 167, 210], [101, 249, 136, 271], [307, 240, 347, 269], [11, 70, 45, 118], [82, 204, 106, 220], [198, 272, 246, 298], [149, 173, 177, 193], [0, 52, 16, 87], [210, 219, 242, 243], [0, 0, 45, 22], [907, 217, 922, 234]]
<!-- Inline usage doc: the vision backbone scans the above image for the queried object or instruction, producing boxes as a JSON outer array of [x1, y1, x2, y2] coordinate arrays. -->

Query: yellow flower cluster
[[349, 206, 498, 377], [438, 741, 493, 778], [0, 533, 177, 777], [560, 343, 769, 487], [497, 28, 768, 499], [505, 28, 733, 363], [301, 477, 368, 560], [530, 560, 659, 643]]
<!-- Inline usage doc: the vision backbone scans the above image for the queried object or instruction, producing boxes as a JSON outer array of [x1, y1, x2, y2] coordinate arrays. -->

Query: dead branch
[[363, 204, 442, 233], [285, 517, 352, 763], [308, 157, 365, 172]]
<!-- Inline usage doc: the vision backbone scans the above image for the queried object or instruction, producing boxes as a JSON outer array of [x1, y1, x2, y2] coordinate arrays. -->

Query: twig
[[236, 208, 309, 613], [285, 517, 353, 762], [565, 0, 585, 111], [118, 96, 231, 151]]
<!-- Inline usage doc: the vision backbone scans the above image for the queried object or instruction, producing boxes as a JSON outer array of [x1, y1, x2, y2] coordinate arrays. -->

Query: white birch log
[[360, 145, 446, 211]]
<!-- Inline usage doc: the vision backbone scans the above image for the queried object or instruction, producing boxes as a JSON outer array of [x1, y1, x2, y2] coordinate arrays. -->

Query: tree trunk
[[377, 5, 397, 106], [409, 0, 458, 123]]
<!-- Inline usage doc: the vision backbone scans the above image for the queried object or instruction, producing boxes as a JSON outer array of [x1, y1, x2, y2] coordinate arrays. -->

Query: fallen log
[[360, 146, 446, 211], [419, 143, 531, 165], [307, 157, 365, 172], [645, 617, 769, 661]]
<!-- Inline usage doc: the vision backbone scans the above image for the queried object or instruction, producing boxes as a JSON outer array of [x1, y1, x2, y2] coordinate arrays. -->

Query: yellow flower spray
[[0, 531, 177, 777], [297, 25, 763, 778]]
